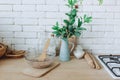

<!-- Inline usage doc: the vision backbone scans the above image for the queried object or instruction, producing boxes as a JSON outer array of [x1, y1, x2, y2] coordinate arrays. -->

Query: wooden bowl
[[0, 43, 7, 58]]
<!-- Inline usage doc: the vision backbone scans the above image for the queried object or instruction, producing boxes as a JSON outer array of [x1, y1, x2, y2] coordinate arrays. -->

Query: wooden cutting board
[[22, 62, 60, 78]]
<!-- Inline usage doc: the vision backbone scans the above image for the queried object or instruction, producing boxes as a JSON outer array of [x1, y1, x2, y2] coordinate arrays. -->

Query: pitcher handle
[[69, 42, 75, 53]]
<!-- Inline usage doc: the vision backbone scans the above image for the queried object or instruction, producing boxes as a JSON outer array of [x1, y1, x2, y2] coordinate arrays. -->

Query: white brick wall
[[36, 5, 59, 12], [22, 0, 45, 4], [0, 0, 120, 54], [15, 32, 37, 38], [0, 5, 12, 11], [0, 25, 22, 31], [0, 18, 13, 24], [13, 5, 36, 11], [0, 0, 21, 4]]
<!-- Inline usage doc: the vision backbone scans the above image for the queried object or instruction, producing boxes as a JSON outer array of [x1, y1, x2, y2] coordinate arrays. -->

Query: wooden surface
[[0, 57, 114, 80], [22, 62, 60, 78]]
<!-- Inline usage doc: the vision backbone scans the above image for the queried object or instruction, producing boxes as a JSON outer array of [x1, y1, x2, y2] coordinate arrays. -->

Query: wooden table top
[[0, 57, 114, 80]]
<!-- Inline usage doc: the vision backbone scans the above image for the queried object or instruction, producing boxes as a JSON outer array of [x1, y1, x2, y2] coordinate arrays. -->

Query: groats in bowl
[[25, 57, 54, 69]]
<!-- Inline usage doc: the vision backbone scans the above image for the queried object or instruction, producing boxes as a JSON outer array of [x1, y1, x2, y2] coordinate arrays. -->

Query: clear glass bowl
[[24, 48, 55, 69]]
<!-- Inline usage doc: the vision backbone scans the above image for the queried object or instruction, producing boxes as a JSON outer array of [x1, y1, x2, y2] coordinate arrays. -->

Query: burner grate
[[98, 55, 120, 77]]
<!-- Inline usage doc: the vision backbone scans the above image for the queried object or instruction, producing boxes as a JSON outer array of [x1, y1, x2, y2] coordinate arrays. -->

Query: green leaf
[[56, 22, 59, 26], [76, 27, 86, 30], [68, 0, 72, 5], [56, 34, 61, 37], [74, 32, 81, 37], [84, 15, 92, 23], [80, 27, 86, 30], [65, 13, 71, 17], [52, 29, 61, 38], [52, 31, 59, 34], [78, 18, 82, 27], [70, 18, 75, 25], [61, 31, 66, 35], [52, 22, 59, 30], [58, 28, 62, 32], [71, 0, 78, 6], [63, 26, 67, 30], [69, 26, 74, 32], [72, 0, 77, 5], [52, 26, 59, 30], [85, 17, 92, 23], [98, 0, 103, 5], [64, 20, 69, 26], [84, 14, 87, 19], [71, 9, 77, 16]]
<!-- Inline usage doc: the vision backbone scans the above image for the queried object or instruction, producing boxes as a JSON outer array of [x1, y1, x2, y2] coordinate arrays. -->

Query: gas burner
[[98, 55, 120, 79], [109, 54, 120, 64]]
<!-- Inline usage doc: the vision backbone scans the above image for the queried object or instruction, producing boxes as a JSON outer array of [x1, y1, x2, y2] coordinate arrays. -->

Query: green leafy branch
[[52, 0, 102, 39], [98, 0, 103, 5]]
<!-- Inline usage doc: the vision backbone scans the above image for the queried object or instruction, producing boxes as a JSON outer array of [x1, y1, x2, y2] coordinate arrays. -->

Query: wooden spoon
[[37, 39, 50, 61]]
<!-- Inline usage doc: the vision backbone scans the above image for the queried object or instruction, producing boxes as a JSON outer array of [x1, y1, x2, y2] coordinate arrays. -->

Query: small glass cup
[[25, 48, 37, 60]]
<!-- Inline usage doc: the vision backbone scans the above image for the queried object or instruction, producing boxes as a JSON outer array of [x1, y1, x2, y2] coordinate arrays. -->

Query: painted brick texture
[[0, 0, 120, 54]]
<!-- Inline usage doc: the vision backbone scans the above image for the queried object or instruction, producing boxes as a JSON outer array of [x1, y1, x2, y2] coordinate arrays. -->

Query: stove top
[[98, 55, 120, 80]]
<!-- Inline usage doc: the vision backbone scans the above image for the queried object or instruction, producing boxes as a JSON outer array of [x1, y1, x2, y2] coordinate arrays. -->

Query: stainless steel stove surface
[[98, 55, 120, 80]]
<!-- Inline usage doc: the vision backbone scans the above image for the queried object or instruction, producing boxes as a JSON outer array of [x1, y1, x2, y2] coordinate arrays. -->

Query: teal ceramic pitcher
[[59, 38, 74, 61]]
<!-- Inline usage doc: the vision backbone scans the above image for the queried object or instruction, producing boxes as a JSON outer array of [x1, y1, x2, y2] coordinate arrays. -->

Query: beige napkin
[[84, 52, 95, 69], [84, 51, 101, 70], [89, 53, 101, 70], [22, 62, 60, 78]]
